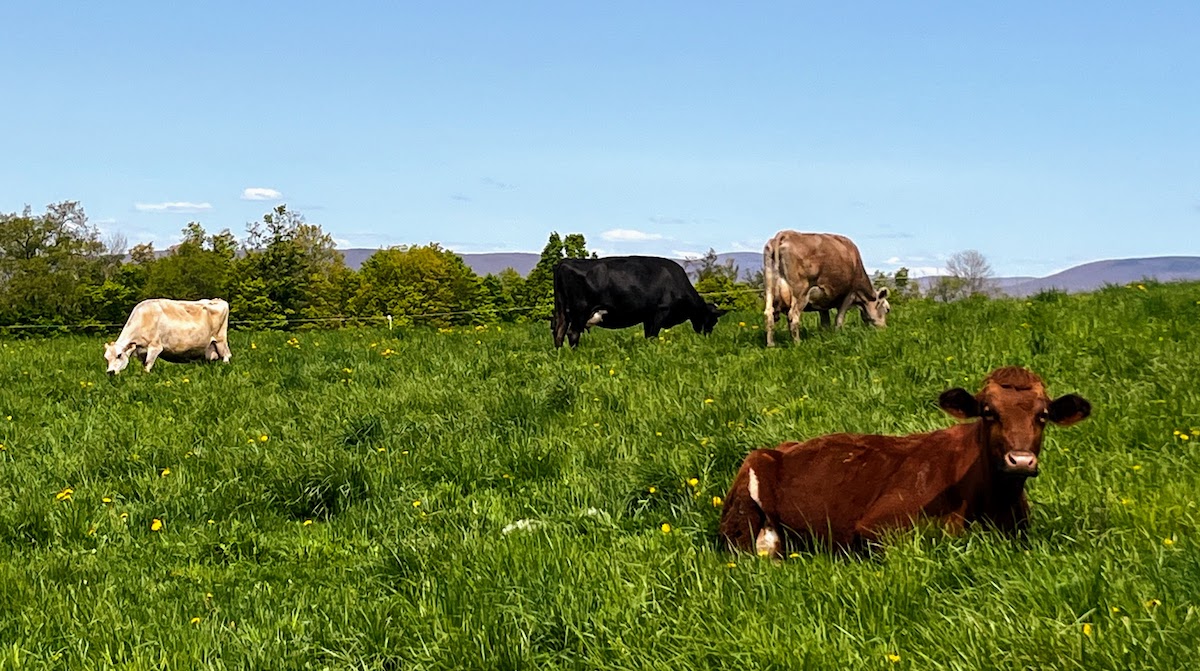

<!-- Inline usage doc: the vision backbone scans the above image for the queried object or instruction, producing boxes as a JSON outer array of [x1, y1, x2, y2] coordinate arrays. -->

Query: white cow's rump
[[104, 298, 231, 374]]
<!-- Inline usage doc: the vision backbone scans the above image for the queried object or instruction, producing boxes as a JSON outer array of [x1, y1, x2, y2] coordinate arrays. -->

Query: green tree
[[141, 222, 237, 301], [233, 205, 348, 325], [690, 249, 758, 312], [0, 201, 107, 326], [520, 231, 592, 320], [349, 244, 483, 327]]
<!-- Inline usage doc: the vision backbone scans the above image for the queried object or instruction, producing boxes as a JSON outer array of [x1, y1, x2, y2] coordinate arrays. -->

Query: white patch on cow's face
[[104, 342, 134, 374], [755, 527, 781, 557], [748, 468, 761, 507]]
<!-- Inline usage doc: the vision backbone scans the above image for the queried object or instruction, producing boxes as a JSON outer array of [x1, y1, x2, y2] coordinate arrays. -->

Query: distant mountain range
[[339, 248, 1200, 296]]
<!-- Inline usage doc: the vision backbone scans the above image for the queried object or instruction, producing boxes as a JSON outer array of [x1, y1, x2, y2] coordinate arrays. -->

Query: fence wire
[[0, 287, 763, 332]]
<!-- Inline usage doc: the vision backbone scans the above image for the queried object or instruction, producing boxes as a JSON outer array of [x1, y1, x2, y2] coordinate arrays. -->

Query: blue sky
[[3, 2, 1197, 277]]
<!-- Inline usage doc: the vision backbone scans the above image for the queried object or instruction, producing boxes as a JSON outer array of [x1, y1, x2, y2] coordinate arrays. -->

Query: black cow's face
[[694, 303, 723, 334]]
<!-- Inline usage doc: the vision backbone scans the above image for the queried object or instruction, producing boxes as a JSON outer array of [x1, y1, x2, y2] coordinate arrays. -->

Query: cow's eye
[[981, 407, 998, 421]]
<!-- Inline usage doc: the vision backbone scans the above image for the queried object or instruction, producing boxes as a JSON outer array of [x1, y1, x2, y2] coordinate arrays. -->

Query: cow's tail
[[551, 262, 567, 346], [762, 234, 781, 333]]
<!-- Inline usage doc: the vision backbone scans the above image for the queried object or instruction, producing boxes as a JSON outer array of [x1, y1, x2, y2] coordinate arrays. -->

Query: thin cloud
[[241, 187, 283, 201], [672, 249, 705, 260], [649, 215, 690, 226], [450, 193, 472, 202], [601, 228, 666, 242], [134, 202, 212, 213], [481, 177, 515, 190]]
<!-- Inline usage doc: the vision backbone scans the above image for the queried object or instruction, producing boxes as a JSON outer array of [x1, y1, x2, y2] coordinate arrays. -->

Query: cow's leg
[[833, 294, 857, 329], [217, 339, 232, 363], [553, 313, 569, 348], [763, 293, 777, 348], [819, 310, 832, 329], [143, 345, 164, 373], [787, 287, 810, 343]]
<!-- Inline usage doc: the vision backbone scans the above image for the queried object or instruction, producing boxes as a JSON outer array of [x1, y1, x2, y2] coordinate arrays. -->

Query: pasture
[[1, 283, 1198, 670]]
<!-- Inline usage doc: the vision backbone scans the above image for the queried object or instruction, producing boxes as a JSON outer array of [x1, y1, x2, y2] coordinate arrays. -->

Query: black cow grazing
[[552, 256, 723, 348]]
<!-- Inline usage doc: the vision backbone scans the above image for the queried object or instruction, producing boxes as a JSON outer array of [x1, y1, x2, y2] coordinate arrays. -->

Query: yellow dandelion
[[207, 519, 214, 524], [738, 321, 746, 327], [1182, 435, 1191, 442], [190, 617, 201, 625], [0, 444, 5, 451], [1146, 598, 1161, 608], [55, 487, 73, 502], [119, 512, 129, 521], [704, 398, 714, 404], [757, 549, 770, 557], [412, 500, 421, 508], [250, 342, 257, 349], [1163, 537, 1175, 547], [303, 519, 313, 526], [87, 526, 97, 536], [259, 435, 268, 442], [712, 496, 723, 507], [660, 523, 671, 534], [1137, 284, 1146, 291], [150, 519, 164, 532], [1132, 464, 1142, 471], [1082, 623, 1093, 637], [726, 562, 736, 568], [1111, 606, 1120, 614], [102, 497, 112, 504], [609, 368, 615, 375], [688, 478, 699, 487], [376, 447, 386, 453], [1175, 430, 1182, 436], [788, 552, 800, 558], [181, 378, 189, 384], [655, 432, 662, 436], [1120, 497, 1133, 505], [887, 654, 901, 664], [502, 473, 511, 479], [160, 468, 171, 477], [648, 486, 657, 494]]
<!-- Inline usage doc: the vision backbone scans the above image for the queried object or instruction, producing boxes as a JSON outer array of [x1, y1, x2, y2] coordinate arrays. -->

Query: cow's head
[[859, 287, 890, 327], [939, 366, 1090, 478], [693, 303, 724, 335], [104, 341, 136, 375]]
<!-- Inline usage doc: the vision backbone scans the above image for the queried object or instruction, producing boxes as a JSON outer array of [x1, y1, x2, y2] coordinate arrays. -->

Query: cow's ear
[[939, 388, 979, 419], [1048, 394, 1091, 426], [123, 341, 137, 353], [875, 287, 889, 300]]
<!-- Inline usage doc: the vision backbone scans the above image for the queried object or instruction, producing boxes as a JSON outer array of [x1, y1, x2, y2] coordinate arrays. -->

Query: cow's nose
[[107, 370, 116, 376], [1004, 451, 1038, 475]]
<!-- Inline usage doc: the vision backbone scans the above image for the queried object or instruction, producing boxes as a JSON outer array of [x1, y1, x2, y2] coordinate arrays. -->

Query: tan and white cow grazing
[[104, 298, 232, 375], [763, 231, 890, 346]]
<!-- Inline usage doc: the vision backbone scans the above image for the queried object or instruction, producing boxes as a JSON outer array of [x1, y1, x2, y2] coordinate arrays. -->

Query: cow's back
[[755, 427, 971, 544], [773, 232, 872, 299], [126, 298, 228, 353]]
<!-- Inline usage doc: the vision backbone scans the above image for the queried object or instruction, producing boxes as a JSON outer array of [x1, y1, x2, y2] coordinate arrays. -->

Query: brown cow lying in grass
[[719, 367, 1091, 555]]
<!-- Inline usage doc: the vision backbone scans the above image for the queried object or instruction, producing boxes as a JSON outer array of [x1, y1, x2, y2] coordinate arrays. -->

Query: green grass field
[[2, 283, 1198, 669]]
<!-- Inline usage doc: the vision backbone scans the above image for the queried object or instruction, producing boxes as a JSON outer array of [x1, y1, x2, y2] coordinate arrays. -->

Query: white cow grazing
[[104, 298, 232, 375]]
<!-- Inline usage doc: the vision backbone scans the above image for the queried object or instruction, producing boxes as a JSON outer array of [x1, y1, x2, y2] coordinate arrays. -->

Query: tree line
[[1, 202, 804, 333]]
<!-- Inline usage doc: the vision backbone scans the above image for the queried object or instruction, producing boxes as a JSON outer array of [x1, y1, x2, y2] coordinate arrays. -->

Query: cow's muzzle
[[1002, 451, 1039, 476]]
